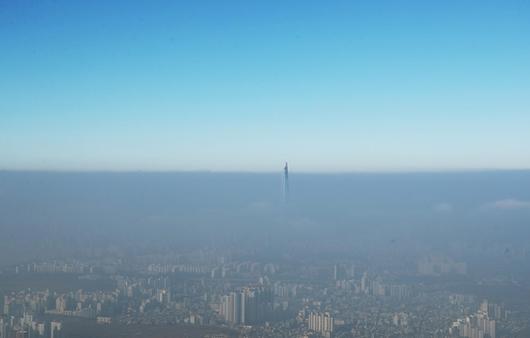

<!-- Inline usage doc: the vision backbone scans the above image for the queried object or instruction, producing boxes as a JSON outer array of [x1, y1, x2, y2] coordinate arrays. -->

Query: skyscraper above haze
[[283, 162, 289, 203]]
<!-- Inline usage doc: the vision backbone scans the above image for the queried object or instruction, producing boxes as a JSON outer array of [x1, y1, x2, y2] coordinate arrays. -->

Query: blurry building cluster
[[417, 255, 467, 276], [220, 286, 273, 325], [449, 301, 501, 338]]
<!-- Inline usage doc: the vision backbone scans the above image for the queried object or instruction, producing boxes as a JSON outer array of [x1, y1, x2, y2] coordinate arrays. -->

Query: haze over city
[[1, 1, 530, 338]]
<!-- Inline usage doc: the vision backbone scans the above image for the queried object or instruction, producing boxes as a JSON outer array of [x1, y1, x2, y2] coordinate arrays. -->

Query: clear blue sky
[[1, 1, 529, 172]]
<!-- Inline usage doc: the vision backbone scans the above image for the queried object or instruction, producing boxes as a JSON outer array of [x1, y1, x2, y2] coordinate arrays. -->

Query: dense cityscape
[[2, 245, 530, 338]]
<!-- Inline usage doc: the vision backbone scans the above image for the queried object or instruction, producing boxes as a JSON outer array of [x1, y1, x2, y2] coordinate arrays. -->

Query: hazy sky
[[1, 1, 529, 172]]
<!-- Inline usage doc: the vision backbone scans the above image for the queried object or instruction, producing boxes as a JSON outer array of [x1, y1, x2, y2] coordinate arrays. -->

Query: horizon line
[[1, 168, 530, 175]]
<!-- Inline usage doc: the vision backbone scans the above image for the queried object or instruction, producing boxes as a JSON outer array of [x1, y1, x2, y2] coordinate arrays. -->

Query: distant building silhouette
[[283, 162, 289, 203]]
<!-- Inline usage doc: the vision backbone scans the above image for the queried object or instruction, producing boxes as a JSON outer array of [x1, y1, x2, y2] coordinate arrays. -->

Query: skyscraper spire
[[283, 162, 289, 203]]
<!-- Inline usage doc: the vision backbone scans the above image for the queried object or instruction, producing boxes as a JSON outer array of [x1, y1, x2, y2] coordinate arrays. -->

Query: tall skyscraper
[[283, 162, 289, 203]]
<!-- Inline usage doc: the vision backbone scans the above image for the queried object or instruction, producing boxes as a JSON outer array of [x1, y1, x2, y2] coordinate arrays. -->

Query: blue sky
[[1, 1, 529, 171]]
